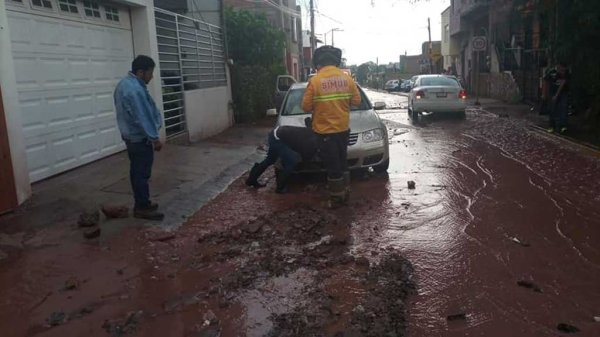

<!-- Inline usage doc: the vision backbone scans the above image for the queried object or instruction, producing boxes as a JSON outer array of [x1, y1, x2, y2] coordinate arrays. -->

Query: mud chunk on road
[[557, 323, 580, 333], [594, 316, 600, 323], [101, 205, 129, 219], [83, 228, 101, 239], [517, 280, 542, 293], [64, 276, 80, 290], [407, 181, 416, 189], [146, 229, 176, 242], [78, 210, 100, 227], [46, 311, 67, 327], [202, 310, 218, 325], [447, 313, 467, 321], [102, 310, 143, 335]]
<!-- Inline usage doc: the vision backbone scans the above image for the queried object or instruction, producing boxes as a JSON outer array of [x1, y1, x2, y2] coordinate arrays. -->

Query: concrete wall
[[185, 86, 233, 142], [128, 1, 165, 140], [0, 0, 31, 204]]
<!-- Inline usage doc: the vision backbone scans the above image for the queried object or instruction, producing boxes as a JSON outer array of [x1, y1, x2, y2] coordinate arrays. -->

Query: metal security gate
[[154, 8, 227, 138]]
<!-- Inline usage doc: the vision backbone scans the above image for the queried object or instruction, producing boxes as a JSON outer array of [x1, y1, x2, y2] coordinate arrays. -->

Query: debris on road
[[102, 310, 143, 336], [593, 316, 600, 323], [146, 229, 176, 242], [78, 210, 100, 227], [447, 313, 467, 321], [557, 323, 580, 333], [64, 276, 80, 290], [517, 280, 543, 293], [46, 311, 67, 327], [101, 205, 129, 219], [510, 237, 531, 247], [83, 228, 101, 239], [407, 181, 416, 189]]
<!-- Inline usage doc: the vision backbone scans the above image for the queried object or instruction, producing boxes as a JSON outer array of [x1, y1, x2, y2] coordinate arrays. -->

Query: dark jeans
[[126, 141, 154, 209], [549, 95, 568, 129], [260, 131, 301, 174], [317, 131, 349, 179]]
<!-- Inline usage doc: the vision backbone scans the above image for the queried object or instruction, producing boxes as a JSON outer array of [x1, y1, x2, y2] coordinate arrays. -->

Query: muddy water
[[362, 90, 600, 336], [1, 90, 600, 336]]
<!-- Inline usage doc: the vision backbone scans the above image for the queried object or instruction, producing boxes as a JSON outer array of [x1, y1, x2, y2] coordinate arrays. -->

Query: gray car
[[276, 83, 390, 173]]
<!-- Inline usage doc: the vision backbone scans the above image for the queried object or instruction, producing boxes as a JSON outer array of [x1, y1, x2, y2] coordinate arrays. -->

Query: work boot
[[245, 163, 267, 188], [327, 176, 346, 209], [342, 171, 351, 203], [276, 170, 290, 194], [134, 207, 165, 221]]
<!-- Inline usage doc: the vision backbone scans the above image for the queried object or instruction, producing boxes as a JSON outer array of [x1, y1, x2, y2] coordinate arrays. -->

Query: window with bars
[[58, 0, 78, 13], [83, 1, 100, 18], [31, 0, 53, 9], [105, 6, 119, 22]]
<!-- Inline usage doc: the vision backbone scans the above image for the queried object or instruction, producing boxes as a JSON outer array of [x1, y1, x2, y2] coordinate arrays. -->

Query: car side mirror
[[266, 108, 278, 117], [373, 102, 386, 110]]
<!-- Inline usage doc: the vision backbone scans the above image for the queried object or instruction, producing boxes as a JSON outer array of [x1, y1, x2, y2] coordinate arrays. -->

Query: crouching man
[[246, 123, 317, 193]]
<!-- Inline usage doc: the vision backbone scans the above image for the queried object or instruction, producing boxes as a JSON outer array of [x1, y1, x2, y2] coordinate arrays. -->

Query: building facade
[[0, 0, 232, 212]]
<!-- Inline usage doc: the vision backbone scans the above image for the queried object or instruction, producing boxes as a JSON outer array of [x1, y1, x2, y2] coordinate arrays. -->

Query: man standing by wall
[[302, 46, 361, 208], [114, 55, 164, 220]]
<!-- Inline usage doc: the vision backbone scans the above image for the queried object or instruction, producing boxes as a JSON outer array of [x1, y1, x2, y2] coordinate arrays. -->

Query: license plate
[[436, 92, 447, 98]]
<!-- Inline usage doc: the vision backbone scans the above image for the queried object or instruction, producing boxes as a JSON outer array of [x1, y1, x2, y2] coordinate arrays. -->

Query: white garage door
[[7, 0, 134, 182]]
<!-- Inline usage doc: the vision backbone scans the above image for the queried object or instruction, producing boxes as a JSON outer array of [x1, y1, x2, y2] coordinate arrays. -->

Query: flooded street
[[1, 90, 600, 336], [365, 89, 600, 336]]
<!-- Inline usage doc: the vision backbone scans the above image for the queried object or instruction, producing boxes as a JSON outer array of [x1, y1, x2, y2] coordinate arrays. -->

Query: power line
[[315, 10, 343, 25]]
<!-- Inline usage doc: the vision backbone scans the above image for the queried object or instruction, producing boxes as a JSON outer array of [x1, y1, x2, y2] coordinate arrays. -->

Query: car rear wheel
[[373, 158, 389, 173], [456, 110, 466, 119], [408, 104, 418, 119]]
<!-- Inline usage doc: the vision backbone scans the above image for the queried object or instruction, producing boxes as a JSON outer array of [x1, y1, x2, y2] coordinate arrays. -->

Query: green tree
[[224, 7, 287, 122]]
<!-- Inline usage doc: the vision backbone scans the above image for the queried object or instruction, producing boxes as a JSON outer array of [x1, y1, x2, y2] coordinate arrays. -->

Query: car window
[[282, 87, 371, 115], [418, 77, 460, 87], [277, 76, 296, 92]]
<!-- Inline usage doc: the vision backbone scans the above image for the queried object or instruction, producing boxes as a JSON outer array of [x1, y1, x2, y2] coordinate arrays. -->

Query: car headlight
[[362, 128, 384, 143]]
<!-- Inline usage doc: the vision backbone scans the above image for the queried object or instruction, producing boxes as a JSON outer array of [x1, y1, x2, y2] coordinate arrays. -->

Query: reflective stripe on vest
[[313, 93, 354, 102]]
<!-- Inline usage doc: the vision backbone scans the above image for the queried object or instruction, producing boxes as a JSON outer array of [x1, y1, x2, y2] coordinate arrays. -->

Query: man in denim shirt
[[114, 55, 164, 220]]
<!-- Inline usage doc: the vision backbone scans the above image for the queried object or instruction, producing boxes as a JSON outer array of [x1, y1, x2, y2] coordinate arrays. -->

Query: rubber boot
[[245, 163, 267, 188], [343, 171, 351, 203], [327, 176, 346, 209], [275, 170, 290, 194]]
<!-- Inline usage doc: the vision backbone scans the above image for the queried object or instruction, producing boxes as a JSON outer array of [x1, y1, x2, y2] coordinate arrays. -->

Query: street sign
[[472, 36, 487, 51]]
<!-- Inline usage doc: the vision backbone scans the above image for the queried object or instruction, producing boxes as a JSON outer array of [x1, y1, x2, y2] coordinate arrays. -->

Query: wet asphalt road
[[363, 89, 600, 336]]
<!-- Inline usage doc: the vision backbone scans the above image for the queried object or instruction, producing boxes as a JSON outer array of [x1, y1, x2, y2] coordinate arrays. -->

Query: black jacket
[[275, 126, 318, 161]]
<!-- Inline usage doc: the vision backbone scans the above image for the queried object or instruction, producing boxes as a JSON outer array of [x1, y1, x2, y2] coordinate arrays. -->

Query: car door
[[274, 75, 297, 112]]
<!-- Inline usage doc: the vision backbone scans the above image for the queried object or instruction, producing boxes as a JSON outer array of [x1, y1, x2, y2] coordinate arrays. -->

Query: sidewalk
[[467, 97, 600, 151], [0, 122, 271, 240]]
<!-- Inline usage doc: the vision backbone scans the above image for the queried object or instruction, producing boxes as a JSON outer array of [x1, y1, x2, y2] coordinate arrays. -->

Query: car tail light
[[459, 90, 467, 99], [416, 90, 425, 99]]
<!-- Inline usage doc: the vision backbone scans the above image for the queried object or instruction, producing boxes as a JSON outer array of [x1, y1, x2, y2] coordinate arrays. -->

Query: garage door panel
[[8, 4, 133, 181]]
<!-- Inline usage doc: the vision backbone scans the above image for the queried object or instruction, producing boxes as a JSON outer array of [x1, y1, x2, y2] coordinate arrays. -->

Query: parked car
[[407, 75, 467, 119], [400, 79, 412, 92], [277, 82, 390, 173], [384, 79, 401, 92], [274, 75, 297, 113]]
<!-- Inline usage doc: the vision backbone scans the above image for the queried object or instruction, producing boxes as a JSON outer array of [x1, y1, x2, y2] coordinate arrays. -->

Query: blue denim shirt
[[114, 73, 163, 142]]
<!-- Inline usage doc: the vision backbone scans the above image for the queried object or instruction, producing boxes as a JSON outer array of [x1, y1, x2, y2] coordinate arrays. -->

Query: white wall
[[128, 1, 166, 141], [0, 1, 31, 203], [185, 86, 233, 142]]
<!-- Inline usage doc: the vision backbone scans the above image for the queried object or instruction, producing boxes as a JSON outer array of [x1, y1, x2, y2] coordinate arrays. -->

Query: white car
[[276, 83, 390, 173], [407, 75, 467, 118]]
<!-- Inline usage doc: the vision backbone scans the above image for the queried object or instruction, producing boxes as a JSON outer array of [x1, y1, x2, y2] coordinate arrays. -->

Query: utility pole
[[427, 17, 433, 74], [310, 0, 316, 52]]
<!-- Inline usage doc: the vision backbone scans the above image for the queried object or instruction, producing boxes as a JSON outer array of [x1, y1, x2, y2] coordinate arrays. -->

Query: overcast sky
[[298, 0, 450, 66]]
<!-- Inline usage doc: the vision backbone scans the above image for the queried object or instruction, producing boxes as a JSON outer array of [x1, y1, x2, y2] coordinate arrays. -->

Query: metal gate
[[154, 8, 227, 138]]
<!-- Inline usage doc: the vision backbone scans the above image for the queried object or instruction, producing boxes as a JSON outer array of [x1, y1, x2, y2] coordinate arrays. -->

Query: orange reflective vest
[[302, 66, 361, 134]]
